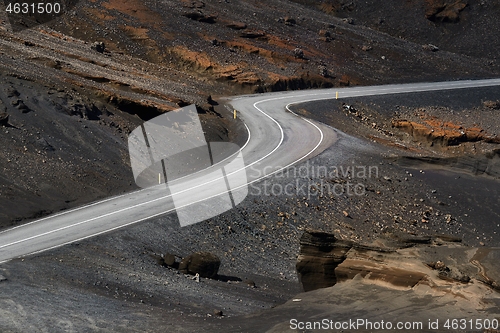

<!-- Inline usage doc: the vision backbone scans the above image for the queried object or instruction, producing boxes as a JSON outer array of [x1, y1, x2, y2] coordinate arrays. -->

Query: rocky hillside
[[14, 0, 500, 90], [291, 0, 500, 61]]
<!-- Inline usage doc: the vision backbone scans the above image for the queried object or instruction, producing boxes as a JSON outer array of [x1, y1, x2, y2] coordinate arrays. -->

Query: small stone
[[293, 48, 304, 59], [422, 44, 439, 52], [342, 17, 354, 24], [179, 252, 221, 279], [284, 16, 296, 25], [91, 41, 106, 53], [435, 261, 446, 269], [244, 280, 256, 288], [318, 29, 331, 37]]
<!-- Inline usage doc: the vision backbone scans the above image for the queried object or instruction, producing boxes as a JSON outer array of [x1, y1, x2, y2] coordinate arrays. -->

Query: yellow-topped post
[[234, 109, 237, 119], [336, 91, 339, 99]]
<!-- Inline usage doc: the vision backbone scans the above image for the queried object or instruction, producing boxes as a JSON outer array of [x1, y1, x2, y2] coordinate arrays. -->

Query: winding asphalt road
[[1, 79, 500, 263]]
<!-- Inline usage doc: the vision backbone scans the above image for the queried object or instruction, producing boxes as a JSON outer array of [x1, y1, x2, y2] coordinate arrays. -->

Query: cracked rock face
[[296, 229, 500, 294], [296, 230, 352, 292]]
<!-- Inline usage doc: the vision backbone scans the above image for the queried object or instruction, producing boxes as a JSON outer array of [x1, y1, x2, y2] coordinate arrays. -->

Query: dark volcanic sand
[[0, 75, 244, 229]]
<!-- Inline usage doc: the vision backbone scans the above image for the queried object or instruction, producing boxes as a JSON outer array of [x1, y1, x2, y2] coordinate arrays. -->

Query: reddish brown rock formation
[[392, 116, 500, 146]]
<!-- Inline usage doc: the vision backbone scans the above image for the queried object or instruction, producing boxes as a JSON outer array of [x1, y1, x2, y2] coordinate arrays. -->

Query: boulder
[[293, 48, 304, 59], [318, 29, 331, 38], [318, 65, 328, 78], [422, 44, 439, 52], [182, 12, 216, 23], [284, 16, 296, 26], [342, 17, 354, 25], [425, 0, 467, 22], [163, 253, 176, 267], [91, 41, 106, 53], [179, 252, 221, 279]]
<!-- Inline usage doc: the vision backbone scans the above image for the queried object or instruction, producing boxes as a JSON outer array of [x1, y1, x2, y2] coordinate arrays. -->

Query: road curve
[[1, 79, 500, 263]]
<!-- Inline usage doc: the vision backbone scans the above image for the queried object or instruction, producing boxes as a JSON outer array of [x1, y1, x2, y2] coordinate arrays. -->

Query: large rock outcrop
[[296, 230, 500, 293], [392, 116, 500, 147], [296, 230, 352, 292]]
